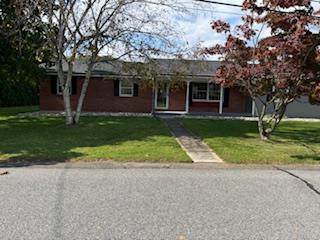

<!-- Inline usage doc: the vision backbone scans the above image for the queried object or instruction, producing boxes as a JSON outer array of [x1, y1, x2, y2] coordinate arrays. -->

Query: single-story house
[[40, 59, 319, 118]]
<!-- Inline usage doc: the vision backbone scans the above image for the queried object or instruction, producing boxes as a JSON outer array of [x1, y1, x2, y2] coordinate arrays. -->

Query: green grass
[[0, 105, 39, 118], [0, 106, 190, 164], [180, 118, 320, 164]]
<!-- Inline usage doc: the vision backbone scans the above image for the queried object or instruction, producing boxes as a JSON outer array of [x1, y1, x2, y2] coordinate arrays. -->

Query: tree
[[205, 0, 320, 140], [0, 38, 43, 106], [41, 0, 187, 126], [0, 0, 51, 106]]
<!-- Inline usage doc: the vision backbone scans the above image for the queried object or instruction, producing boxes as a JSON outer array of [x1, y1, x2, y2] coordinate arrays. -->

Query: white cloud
[[102, 0, 320, 60], [173, 0, 244, 59], [174, 0, 320, 59]]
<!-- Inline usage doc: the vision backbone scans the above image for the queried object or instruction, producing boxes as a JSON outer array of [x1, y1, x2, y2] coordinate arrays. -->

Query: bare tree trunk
[[256, 103, 269, 141], [258, 118, 269, 141], [254, 98, 271, 141], [63, 87, 74, 125], [63, 61, 76, 126], [56, 60, 74, 126], [74, 63, 94, 124], [267, 102, 287, 135], [255, 99, 288, 141], [56, 1, 75, 126]]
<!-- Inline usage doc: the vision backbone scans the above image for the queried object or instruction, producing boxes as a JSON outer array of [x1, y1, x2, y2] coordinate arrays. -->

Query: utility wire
[[183, 6, 243, 16], [194, 0, 241, 8], [194, 0, 320, 8], [193, 0, 320, 18]]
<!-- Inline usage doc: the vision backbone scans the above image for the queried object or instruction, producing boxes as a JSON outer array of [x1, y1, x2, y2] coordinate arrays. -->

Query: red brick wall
[[189, 102, 219, 112], [40, 77, 248, 114], [223, 88, 247, 113], [40, 77, 153, 113], [83, 78, 153, 112], [40, 79, 69, 111]]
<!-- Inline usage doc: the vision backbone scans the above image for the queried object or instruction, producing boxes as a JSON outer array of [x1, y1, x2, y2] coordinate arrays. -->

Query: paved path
[[1, 167, 320, 240], [162, 117, 223, 163]]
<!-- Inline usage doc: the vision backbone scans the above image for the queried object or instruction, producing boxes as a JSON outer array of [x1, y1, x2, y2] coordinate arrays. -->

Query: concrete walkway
[[162, 117, 223, 163]]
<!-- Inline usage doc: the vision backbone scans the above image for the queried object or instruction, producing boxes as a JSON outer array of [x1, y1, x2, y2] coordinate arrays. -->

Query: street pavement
[[0, 166, 320, 240]]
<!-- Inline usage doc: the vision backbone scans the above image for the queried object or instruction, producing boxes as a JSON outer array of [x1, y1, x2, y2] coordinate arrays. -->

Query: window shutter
[[133, 83, 139, 96], [189, 83, 193, 106], [223, 88, 230, 108], [71, 77, 77, 95], [51, 76, 58, 95], [114, 80, 119, 96]]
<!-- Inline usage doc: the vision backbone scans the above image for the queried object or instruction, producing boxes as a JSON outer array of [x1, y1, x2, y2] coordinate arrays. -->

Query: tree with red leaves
[[205, 0, 320, 140]]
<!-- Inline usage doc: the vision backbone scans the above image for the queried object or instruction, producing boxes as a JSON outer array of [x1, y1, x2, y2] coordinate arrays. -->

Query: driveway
[[0, 166, 320, 240]]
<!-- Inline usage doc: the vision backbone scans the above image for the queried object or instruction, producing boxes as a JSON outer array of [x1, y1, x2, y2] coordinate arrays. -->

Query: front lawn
[[180, 118, 320, 164], [0, 107, 190, 163]]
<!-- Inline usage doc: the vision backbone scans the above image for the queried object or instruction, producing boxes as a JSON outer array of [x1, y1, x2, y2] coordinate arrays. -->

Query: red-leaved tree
[[205, 0, 320, 140]]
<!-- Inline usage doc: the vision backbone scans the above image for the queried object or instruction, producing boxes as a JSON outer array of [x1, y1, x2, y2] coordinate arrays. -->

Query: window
[[192, 83, 207, 100], [56, 80, 72, 95], [119, 80, 134, 97], [208, 84, 220, 101], [192, 82, 220, 101]]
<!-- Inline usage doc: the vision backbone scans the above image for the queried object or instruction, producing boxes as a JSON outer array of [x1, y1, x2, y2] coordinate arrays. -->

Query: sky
[[94, 0, 320, 60], [177, 0, 244, 49], [175, 0, 320, 59]]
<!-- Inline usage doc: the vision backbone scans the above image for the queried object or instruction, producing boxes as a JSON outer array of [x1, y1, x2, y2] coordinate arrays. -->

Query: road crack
[[274, 166, 320, 196]]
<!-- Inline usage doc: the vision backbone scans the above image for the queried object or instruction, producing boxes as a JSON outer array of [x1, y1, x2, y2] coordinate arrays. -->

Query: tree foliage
[[205, 0, 320, 140], [0, 0, 51, 106], [0, 38, 43, 106]]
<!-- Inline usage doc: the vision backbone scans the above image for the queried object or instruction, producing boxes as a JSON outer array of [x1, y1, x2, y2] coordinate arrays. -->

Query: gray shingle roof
[[46, 58, 221, 78], [152, 59, 220, 77]]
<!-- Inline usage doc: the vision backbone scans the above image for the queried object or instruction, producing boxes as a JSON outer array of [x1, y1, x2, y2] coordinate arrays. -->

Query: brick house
[[40, 59, 254, 115]]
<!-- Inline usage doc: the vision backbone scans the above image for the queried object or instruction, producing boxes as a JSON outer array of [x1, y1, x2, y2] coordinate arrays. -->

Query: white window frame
[[192, 82, 220, 102], [119, 79, 134, 97]]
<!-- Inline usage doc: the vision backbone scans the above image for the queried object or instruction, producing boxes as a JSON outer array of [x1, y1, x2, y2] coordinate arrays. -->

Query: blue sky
[[176, 0, 320, 59], [97, 0, 320, 60], [176, 0, 246, 50]]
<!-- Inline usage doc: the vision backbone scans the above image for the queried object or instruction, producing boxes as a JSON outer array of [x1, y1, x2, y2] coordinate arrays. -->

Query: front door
[[155, 83, 169, 109]]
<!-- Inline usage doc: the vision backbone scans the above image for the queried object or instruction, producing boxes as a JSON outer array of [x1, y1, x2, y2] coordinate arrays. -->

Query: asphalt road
[[1, 166, 320, 240]]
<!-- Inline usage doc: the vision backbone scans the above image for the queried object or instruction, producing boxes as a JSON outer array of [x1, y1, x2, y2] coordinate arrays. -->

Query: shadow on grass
[[180, 118, 320, 163], [184, 119, 320, 141], [0, 115, 183, 168], [291, 154, 320, 161], [180, 119, 259, 139], [273, 122, 320, 161], [274, 128, 320, 144]]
